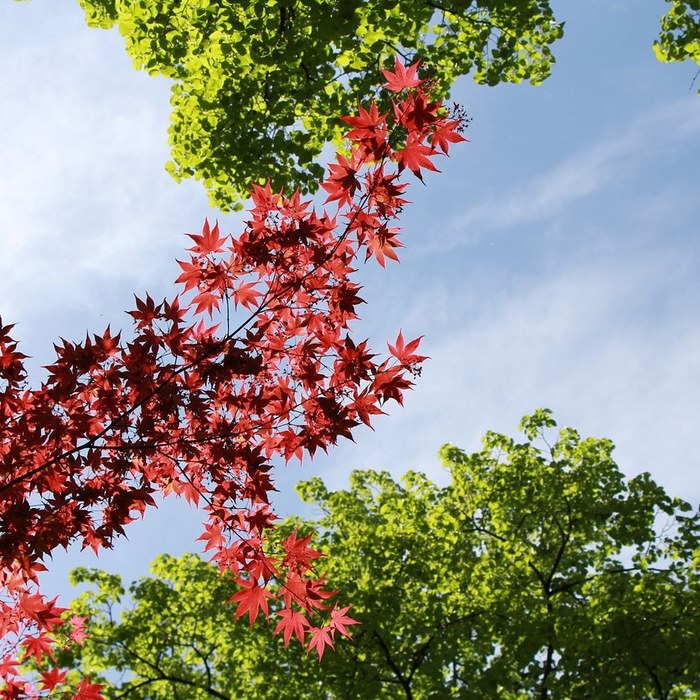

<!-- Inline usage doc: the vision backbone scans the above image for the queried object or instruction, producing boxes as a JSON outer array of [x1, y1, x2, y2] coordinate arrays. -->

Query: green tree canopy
[[655, 0, 700, 86], [55, 411, 700, 698], [74, 0, 564, 209], [14, 1, 700, 210]]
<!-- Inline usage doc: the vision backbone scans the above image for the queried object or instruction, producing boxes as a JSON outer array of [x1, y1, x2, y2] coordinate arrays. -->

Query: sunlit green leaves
[[23, 1, 700, 210], [56, 554, 313, 699], [654, 0, 700, 91], [59, 413, 700, 698], [74, 0, 563, 210]]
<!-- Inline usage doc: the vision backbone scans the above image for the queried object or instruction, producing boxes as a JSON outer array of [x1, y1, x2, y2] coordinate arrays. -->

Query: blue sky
[[1, 0, 699, 600]]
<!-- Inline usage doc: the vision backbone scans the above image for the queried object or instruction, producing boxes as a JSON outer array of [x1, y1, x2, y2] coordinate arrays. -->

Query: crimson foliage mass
[[0, 59, 466, 698]]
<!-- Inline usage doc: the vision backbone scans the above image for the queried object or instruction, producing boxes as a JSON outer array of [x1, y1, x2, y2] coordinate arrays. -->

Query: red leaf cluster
[[0, 59, 466, 697]]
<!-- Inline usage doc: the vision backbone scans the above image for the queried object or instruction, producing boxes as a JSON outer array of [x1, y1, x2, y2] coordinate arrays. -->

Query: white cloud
[[331, 245, 700, 505], [437, 96, 700, 248]]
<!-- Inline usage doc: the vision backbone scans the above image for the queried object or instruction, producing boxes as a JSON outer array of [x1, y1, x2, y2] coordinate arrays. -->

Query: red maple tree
[[0, 61, 466, 697]]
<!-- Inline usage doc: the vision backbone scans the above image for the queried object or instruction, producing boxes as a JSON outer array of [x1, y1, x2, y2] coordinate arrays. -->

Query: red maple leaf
[[186, 219, 227, 255], [191, 288, 222, 317], [395, 133, 439, 181], [321, 153, 361, 208], [282, 530, 323, 572], [197, 522, 226, 552], [329, 605, 360, 638], [396, 92, 439, 132], [388, 331, 428, 366], [127, 293, 161, 328], [430, 119, 467, 155], [366, 225, 403, 268], [341, 102, 388, 159], [69, 615, 88, 645], [229, 578, 275, 626], [74, 678, 104, 700], [341, 101, 384, 141], [174, 258, 203, 294], [307, 625, 335, 660], [231, 281, 261, 310], [22, 633, 55, 663], [348, 390, 385, 427], [0, 656, 18, 680], [274, 607, 311, 647], [381, 56, 423, 92], [39, 666, 67, 691]]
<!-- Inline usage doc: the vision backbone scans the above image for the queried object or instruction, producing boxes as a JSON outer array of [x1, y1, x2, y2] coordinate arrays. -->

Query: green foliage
[[654, 0, 700, 91], [13, 1, 700, 209], [58, 412, 700, 698], [73, 0, 563, 209], [56, 555, 312, 699]]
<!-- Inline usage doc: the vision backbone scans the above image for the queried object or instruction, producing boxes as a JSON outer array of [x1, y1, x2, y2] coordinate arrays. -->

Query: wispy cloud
[[438, 97, 700, 246], [312, 245, 700, 506]]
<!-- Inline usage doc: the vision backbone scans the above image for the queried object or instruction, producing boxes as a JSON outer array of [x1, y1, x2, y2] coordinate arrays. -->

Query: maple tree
[[0, 60, 467, 698], [54, 411, 700, 699]]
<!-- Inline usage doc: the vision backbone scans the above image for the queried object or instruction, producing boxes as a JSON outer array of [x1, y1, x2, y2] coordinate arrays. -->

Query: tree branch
[[114, 638, 231, 700], [372, 630, 413, 700]]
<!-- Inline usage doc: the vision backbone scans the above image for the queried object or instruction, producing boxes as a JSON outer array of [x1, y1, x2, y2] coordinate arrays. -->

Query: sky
[[1, 0, 699, 602]]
